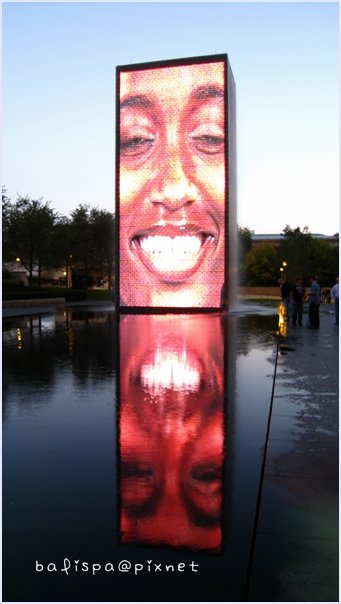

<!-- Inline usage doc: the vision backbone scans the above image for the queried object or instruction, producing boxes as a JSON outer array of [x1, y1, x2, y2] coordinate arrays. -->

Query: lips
[[130, 225, 216, 283]]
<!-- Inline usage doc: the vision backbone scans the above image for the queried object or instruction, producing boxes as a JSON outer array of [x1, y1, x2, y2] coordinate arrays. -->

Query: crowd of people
[[279, 275, 339, 328]]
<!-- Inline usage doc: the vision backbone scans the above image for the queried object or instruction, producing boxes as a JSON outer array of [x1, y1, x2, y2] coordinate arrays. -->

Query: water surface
[[3, 306, 278, 601]]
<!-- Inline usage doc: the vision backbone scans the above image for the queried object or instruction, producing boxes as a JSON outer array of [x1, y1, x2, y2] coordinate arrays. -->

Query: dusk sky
[[3, 1, 339, 235]]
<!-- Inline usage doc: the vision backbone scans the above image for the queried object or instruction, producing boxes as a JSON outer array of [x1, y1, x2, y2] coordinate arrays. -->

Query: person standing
[[331, 277, 339, 325], [291, 277, 305, 326], [308, 276, 321, 328]]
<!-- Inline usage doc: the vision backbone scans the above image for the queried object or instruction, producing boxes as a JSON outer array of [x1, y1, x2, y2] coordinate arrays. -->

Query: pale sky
[[2, 1, 339, 235]]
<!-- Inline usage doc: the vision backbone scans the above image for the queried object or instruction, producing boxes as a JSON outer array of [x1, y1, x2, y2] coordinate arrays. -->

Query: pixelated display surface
[[118, 57, 226, 308], [119, 314, 224, 551]]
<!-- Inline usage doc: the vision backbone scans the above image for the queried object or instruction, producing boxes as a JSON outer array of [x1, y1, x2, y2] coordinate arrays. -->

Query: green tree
[[69, 205, 95, 289], [50, 216, 73, 287], [308, 238, 339, 286], [2, 188, 12, 264], [277, 225, 314, 282], [278, 226, 339, 285], [90, 209, 115, 290], [69, 205, 115, 289], [244, 244, 278, 286], [5, 195, 58, 287]]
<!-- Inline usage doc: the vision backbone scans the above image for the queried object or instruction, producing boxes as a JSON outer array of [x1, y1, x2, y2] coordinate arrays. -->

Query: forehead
[[120, 62, 224, 100]]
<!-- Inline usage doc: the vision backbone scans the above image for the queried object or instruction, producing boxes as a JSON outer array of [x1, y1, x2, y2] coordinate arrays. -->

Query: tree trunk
[[38, 261, 42, 288], [84, 261, 88, 290], [107, 263, 112, 290], [29, 256, 34, 288]]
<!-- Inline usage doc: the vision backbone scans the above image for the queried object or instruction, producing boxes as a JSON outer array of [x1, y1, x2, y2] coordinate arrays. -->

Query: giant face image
[[118, 59, 226, 308]]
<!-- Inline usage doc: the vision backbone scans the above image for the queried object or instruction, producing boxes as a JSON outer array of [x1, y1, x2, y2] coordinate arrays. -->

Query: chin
[[121, 283, 221, 309], [120, 258, 224, 308]]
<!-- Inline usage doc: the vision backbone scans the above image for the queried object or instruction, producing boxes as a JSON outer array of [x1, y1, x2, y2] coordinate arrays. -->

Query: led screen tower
[[116, 54, 236, 311]]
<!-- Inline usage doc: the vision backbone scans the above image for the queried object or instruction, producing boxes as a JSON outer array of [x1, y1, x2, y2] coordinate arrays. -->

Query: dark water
[[3, 306, 278, 602]]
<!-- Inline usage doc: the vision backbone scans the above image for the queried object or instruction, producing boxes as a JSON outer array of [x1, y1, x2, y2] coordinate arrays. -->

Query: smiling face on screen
[[119, 61, 226, 307]]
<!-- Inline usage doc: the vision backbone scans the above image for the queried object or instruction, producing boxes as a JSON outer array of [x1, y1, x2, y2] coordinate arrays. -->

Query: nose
[[149, 153, 199, 211]]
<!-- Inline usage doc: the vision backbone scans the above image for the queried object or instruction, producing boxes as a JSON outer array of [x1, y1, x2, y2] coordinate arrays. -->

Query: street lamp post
[[280, 261, 288, 282], [66, 254, 73, 289]]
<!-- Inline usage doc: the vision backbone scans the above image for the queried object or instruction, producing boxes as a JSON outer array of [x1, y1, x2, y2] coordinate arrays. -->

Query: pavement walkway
[[248, 305, 339, 602]]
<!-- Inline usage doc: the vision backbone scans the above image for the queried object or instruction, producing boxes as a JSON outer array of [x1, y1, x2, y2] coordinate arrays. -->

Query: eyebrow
[[120, 94, 154, 110], [120, 83, 224, 112], [192, 84, 224, 100]]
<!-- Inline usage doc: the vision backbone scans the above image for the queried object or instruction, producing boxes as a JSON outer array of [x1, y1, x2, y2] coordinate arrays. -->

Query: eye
[[120, 135, 155, 157], [191, 134, 225, 155], [191, 464, 222, 486], [190, 102, 225, 155], [121, 460, 159, 516]]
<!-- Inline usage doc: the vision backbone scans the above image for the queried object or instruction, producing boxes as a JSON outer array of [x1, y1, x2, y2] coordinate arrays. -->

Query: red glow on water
[[119, 314, 224, 552]]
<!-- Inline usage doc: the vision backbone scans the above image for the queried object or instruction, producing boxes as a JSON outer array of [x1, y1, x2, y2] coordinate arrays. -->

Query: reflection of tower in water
[[118, 314, 225, 553]]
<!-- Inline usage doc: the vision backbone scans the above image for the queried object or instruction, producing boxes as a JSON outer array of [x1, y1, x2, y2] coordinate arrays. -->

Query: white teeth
[[141, 348, 200, 393], [141, 235, 202, 256], [139, 235, 204, 272]]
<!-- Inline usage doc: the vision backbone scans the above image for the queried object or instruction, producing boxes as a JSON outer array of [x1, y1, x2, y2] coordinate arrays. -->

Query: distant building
[[251, 233, 339, 249]]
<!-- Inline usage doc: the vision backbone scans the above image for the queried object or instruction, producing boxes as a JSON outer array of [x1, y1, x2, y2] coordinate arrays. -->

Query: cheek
[[119, 168, 151, 210], [195, 164, 225, 210]]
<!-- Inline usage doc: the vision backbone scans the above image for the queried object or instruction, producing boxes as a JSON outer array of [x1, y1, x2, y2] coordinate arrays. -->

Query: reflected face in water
[[119, 61, 226, 308], [119, 315, 224, 552]]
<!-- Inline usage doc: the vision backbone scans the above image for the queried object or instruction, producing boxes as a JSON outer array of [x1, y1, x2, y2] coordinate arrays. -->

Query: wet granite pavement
[[248, 306, 339, 602]]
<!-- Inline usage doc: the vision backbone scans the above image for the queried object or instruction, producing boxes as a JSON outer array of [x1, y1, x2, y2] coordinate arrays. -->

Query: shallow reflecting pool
[[3, 306, 278, 601]]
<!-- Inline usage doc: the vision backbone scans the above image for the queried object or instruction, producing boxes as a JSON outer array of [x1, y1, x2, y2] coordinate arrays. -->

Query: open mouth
[[130, 227, 216, 282], [141, 345, 201, 394]]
